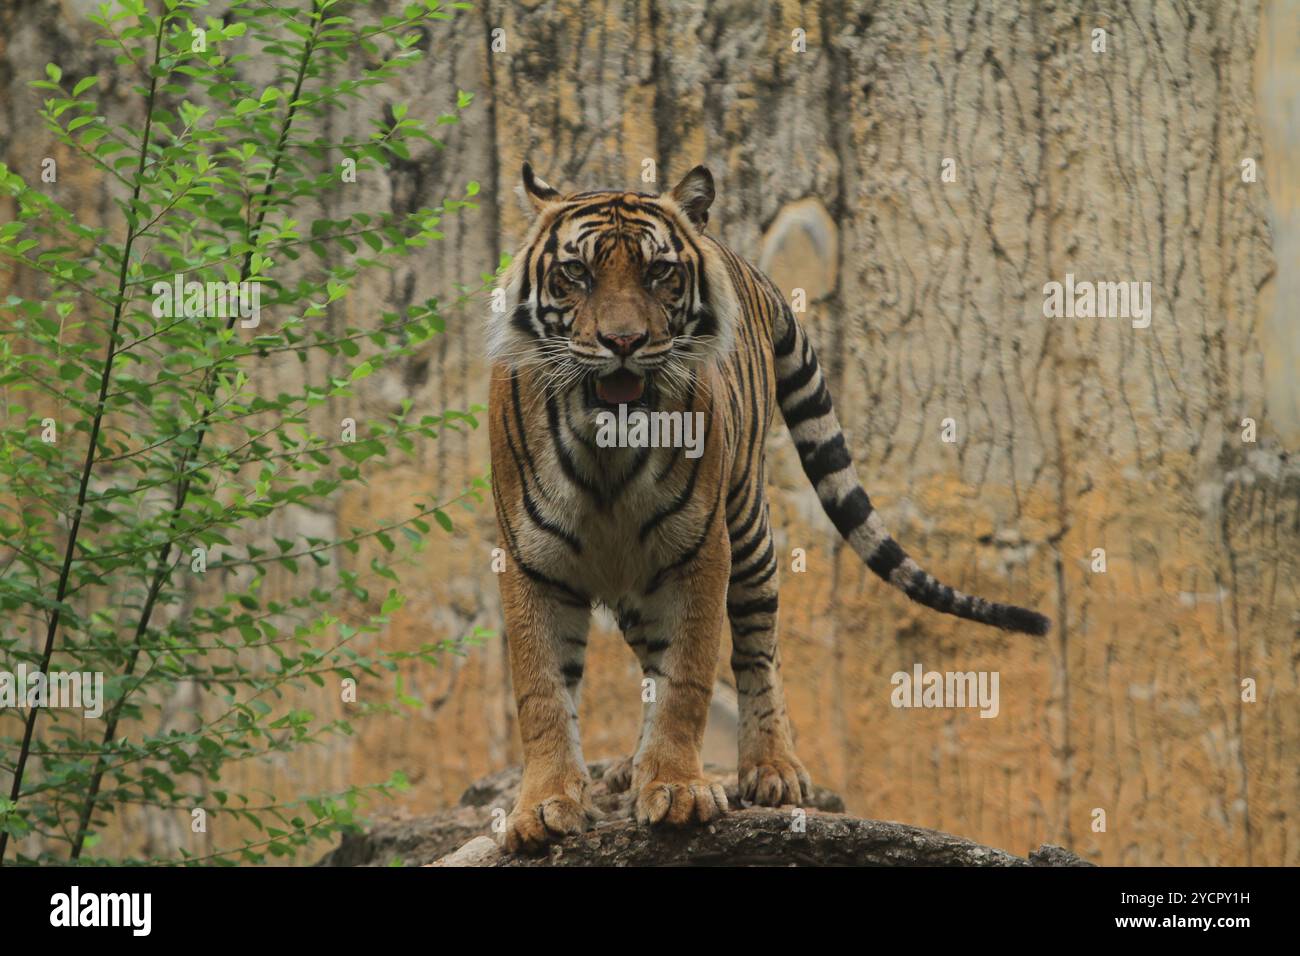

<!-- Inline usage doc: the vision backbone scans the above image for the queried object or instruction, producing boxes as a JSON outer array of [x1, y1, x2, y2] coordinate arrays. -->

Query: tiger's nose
[[597, 330, 648, 356]]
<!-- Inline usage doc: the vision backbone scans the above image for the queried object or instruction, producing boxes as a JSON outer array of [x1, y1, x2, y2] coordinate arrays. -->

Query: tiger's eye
[[560, 260, 588, 283], [646, 260, 675, 282]]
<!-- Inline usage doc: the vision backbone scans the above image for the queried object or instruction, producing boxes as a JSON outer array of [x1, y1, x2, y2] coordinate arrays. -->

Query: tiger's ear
[[669, 165, 715, 229], [521, 161, 561, 214]]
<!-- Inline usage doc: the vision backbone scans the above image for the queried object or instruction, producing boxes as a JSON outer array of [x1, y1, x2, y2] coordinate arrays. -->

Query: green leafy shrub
[[0, 0, 492, 864]]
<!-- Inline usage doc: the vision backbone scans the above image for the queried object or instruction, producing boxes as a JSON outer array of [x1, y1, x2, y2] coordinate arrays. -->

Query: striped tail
[[772, 305, 1050, 636]]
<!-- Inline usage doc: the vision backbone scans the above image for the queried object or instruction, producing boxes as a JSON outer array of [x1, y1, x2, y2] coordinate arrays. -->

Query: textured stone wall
[[2, 0, 1296, 865]]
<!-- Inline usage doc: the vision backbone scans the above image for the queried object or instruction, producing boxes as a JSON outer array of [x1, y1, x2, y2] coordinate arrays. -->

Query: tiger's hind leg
[[726, 490, 812, 806], [604, 602, 659, 795], [605, 587, 732, 825]]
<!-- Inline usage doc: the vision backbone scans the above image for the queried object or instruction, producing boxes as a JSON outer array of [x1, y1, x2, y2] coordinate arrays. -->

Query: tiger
[[487, 162, 1050, 853]]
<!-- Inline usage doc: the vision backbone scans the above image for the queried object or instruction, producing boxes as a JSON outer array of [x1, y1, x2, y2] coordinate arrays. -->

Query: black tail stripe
[[865, 537, 907, 580], [797, 434, 853, 487], [773, 307, 797, 356], [782, 382, 833, 429], [776, 356, 818, 404], [823, 487, 873, 539]]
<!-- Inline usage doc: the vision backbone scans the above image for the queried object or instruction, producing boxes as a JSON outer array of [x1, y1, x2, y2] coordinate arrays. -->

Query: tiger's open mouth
[[594, 368, 645, 405]]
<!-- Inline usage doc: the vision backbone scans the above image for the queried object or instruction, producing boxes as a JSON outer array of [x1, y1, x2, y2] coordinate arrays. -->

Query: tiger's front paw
[[503, 794, 596, 854], [635, 778, 729, 826], [603, 755, 634, 793], [739, 756, 812, 807]]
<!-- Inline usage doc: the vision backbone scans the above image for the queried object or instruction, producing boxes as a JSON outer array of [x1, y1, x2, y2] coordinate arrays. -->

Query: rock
[[1028, 843, 1095, 867], [319, 761, 1091, 867], [428, 835, 502, 867]]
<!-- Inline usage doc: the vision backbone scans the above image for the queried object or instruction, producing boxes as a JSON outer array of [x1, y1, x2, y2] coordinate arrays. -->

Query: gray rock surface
[[319, 760, 1090, 867]]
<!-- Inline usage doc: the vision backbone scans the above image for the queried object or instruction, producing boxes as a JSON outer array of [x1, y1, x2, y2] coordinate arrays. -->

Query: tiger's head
[[489, 163, 739, 408]]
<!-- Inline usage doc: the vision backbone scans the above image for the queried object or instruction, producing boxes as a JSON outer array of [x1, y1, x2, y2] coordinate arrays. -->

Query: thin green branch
[[0, 8, 170, 867], [68, 0, 328, 861]]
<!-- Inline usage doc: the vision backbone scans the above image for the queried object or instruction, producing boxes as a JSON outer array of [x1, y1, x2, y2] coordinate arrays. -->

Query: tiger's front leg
[[631, 515, 731, 827], [499, 564, 598, 854]]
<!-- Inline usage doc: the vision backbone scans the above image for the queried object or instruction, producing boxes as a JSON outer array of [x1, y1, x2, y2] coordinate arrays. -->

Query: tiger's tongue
[[596, 369, 644, 404]]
